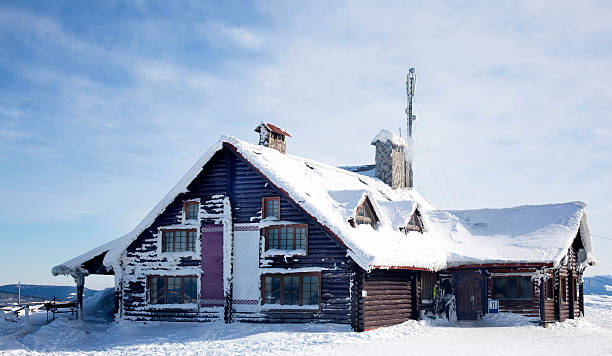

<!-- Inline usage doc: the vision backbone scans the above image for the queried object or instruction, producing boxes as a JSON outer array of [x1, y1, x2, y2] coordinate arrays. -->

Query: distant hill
[[0, 291, 47, 305], [583, 275, 612, 296], [0, 284, 99, 301]]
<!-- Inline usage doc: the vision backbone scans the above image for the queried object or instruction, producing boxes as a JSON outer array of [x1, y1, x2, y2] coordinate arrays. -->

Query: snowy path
[[2, 295, 612, 356]]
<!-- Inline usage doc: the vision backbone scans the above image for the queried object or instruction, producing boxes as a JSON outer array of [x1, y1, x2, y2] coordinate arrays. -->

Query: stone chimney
[[371, 129, 411, 189], [254, 122, 291, 154]]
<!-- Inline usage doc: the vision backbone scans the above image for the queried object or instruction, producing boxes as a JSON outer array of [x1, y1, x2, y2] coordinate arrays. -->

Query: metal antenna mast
[[405, 68, 416, 188]]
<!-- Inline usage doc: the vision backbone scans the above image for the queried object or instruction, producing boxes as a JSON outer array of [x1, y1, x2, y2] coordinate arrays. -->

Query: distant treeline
[[0, 291, 47, 305]]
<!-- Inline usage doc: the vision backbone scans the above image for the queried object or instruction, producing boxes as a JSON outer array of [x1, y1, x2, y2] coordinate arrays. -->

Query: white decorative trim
[[202, 226, 224, 233], [235, 224, 260, 231], [233, 299, 259, 305]]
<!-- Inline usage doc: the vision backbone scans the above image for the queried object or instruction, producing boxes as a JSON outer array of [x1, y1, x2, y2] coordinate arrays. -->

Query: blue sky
[[1, 1, 611, 290]]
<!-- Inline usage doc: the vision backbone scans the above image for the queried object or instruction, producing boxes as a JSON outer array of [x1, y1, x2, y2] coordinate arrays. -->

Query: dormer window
[[354, 199, 377, 228], [405, 209, 423, 233], [184, 201, 199, 221], [262, 196, 280, 219]]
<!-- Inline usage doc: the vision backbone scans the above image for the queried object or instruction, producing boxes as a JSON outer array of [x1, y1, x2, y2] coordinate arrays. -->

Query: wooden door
[[454, 271, 483, 320], [201, 224, 224, 307]]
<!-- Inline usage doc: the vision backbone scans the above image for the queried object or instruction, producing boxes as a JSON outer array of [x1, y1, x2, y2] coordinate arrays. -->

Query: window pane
[[492, 278, 506, 299], [357, 205, 367, 217], [546, 278, 554, 299], [264, 276, 281, 304], [163, 231, 173, 252], [561, 278, 567, 302], [184, 277, 197, 303], [187, 204, 198, 220], [268, 228, 280, 249], [519, 277, 532, 299], [280, 227, 290, 250], [187, 231, 196, 251], [176, 231, 187, 252], [150, 277, 166, 304], [302, 276, 319, 305], [167, 277, 182, 304], [265, 199, 279, 219], [506, 277, 519, 298], [295, 227, 306, 250], [574, 278, 579, 301], [283, 276, 299, 305]]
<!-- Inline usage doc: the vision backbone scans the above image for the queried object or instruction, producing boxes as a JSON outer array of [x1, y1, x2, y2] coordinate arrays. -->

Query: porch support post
[[75, 272, 85, 321]]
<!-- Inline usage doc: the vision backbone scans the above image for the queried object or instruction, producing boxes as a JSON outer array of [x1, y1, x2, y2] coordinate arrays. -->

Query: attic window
[[184, 201, 199, 221], [354, 200, 377, 228], [404, 210, 423, 233], [262, 197, 280, 219]]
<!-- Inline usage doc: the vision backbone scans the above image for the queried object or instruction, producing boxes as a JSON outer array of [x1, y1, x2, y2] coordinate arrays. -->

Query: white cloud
[[217, 25, 263, 50]]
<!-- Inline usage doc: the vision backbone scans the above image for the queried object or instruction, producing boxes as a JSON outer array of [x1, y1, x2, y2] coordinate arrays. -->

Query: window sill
[[143, 303, 199, 310], [261, 305, 320, 312], [262, 249, 306, 257], [160, 251, 198, 258]]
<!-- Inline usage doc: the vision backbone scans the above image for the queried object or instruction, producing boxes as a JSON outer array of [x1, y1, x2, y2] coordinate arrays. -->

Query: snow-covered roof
[[52, 135, 596, 277]]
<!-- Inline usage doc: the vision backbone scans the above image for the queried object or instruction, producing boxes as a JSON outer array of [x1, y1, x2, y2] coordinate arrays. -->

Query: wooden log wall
[[536, 237, 585, 323], [120, 146, 352, 324], [556, 245, 581, 321], [121, 150, 228, 322], [227, 147, 352, 325], [540, 271, 556, 322], [352, 269, 417, 331]]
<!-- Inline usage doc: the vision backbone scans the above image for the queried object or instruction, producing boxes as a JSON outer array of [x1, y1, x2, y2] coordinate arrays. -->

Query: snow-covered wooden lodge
[[52, 122, 597, 330]]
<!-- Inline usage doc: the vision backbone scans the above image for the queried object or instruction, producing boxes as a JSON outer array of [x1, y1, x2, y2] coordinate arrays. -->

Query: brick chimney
[[254, 122, 291, 154], [371, 129, 410, 189]]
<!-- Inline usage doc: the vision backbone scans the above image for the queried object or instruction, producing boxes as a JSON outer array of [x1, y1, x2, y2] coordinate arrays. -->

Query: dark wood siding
[[121, 150, 228, 322], [540, 271, 556, 322], [120, 146, 352, 324], [556, 244, 581, 322], [227, 147, 351, 325], [353, 269, 417, 331]]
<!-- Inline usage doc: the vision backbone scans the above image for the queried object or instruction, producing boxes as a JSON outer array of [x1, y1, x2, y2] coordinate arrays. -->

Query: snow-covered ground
[[1, 294, 612, 355]]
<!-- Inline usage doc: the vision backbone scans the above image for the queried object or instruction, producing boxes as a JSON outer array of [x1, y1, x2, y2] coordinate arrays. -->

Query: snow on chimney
[[254, 122, 291, 154]]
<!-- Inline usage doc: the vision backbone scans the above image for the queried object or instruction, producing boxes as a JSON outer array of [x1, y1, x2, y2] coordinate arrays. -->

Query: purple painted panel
[[201, 224, 224, 307]]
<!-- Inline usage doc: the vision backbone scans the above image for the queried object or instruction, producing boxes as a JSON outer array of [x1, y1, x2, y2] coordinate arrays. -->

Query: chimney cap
[[254, 122, 292, 137], [371, 129, 406, 147]]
